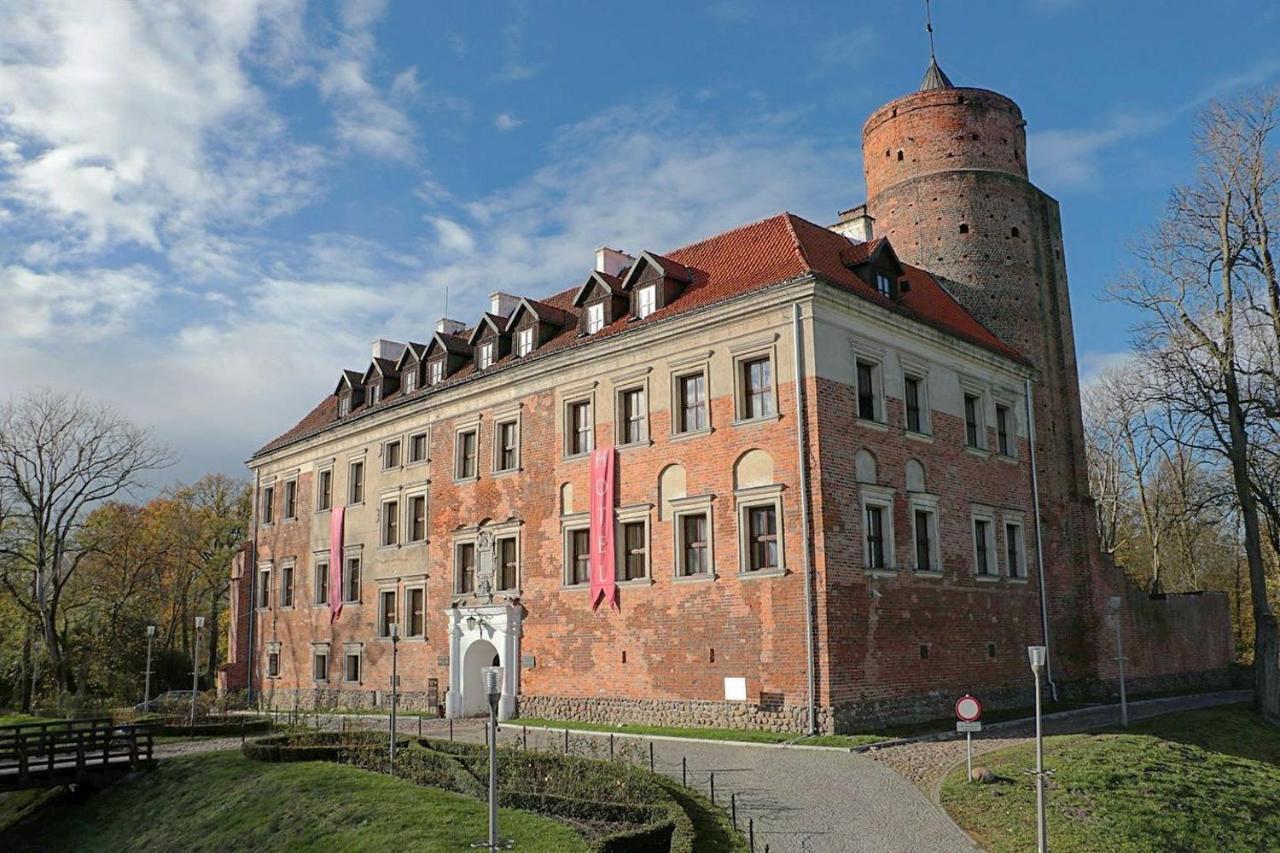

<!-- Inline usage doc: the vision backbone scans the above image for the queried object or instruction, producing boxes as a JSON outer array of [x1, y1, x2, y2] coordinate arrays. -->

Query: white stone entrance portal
[[444, 604, 521, 720]]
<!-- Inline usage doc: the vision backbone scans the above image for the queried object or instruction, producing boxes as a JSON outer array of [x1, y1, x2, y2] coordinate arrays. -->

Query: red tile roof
[[255, 212, 1023, 457]]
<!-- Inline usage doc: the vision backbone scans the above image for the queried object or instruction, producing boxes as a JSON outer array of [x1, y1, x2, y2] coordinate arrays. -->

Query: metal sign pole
[[966, 731, 972, 781]]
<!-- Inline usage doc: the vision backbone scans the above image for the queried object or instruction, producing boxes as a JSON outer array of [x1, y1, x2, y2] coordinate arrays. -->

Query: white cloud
[[0, 264, 155, 341], [494, 0, 540, 82], [1078, 349, 1135, 387], [494, 112, 522, 131]]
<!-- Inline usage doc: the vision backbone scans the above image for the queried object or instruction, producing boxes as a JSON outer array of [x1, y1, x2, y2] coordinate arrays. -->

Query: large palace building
[[223, 63, 1231, 732]]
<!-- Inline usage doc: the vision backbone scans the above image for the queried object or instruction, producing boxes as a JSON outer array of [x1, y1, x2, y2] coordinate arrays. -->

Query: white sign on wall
[[724, 677, 747, 702]]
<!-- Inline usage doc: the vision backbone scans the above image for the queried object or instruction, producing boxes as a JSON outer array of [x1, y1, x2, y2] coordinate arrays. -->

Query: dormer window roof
[[395, 341, 427, 372], [504, 297, 574, 331], [571, 270, 626, 308], [840, 237, 908, 300], [465, 313, 510, 347], [619, 250, 692, 291]]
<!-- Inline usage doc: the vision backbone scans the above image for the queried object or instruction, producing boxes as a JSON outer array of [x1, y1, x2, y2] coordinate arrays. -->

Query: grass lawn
[[1, 750, 588, 853], [0, 714, 56, 726], [510, 717, 888, 748], [941, 703, 1280, 852]]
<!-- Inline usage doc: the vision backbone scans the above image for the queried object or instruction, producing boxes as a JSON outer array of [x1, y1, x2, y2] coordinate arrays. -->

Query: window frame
[[454, 540, 477, 595], [382, 438, 402, 471], [874, 272, 892, 297], [673, 370, 710, 436], [995, 403, 1013, 456], [859, 485, 896, 573], [731, 339, 780, 425], [477, 341, 494, 370], [405, 490, 428, 544], [407, 430, 429, 466], [348, 458, 365, 505], [256, 563, 272, 610], [515, 326, 534, 357], [377, 587, 397, 638], [586, 302, 605, 334], [496, 534, 520, 592], [279, 559, 295, 608], [1004, 516, 1027, 579], [404, 583, 426, 639], [961, 382, 989, 451], [900, 361, 932, 436], [338, 393, 351, 417], [493, 416, 520, 473], [560, 514, 591, 588], [343, 645, 362, 684], [427, 358, 444, 386], [908, 494, 942, 574], [342, 551, 362, 604], [615, 503, 653, 583], [616, 385, 649, 446], [636, 284, 657, 319], [562, 388, 596, 459], [454, 425, 479, 482], [260, 483, 275, 526], [267, 645, 281, 679], [380, 495, 400, 547], [282, 477, 298, 520], [316, 464, 334, 512], [971, 507, 998, 579], [670, 495, 715, 580], [735, 484, 785, 576], [402, 366, 417, 394], [312, 644, 330, 682], [854, 357, 885, 423], [312, 553, 330, 606]]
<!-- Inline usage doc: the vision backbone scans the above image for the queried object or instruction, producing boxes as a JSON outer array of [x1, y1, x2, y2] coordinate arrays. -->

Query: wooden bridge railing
[[0, 718, 154, 791]]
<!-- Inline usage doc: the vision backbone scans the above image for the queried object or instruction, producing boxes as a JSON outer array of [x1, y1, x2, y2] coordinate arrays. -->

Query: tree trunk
[[19, 623, 33, 713]]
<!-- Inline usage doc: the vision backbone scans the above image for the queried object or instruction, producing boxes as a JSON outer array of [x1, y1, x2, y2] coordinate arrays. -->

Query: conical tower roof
[[919, 57, 953, 91]]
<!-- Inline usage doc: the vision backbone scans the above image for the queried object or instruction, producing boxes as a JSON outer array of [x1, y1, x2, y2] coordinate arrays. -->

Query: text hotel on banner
[[329, 504, 345, 624], [589, 448, 619, 611]]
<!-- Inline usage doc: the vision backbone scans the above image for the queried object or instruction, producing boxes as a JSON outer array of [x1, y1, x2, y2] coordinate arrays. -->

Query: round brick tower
[[862, 63, 1100, 676]]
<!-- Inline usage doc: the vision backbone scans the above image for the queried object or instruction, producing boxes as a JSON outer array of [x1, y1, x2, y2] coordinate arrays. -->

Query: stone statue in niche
[[475, 528, 496, 604]]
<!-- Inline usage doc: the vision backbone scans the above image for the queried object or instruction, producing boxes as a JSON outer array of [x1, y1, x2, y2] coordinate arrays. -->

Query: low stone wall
[[259, 686, 442, 714], [517, 694, 831, 734]]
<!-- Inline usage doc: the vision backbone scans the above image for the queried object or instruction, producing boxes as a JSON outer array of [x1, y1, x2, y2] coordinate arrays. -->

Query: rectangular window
[[408, 494, 427, 542], [914, 509, 935, 572], [338, 394, 351, 417], [516, 327, 534, 356], [568, 528, 590, 585], [257, 567, 271, 609], [368, 383, 381, 405], [677, 373, 707, 433], [409, 431, 428, 464], [1006, 523, 1025, 578], [680, 513, 709, 576], [964, 394, 982, 448], [586, 303, 605, 334], [279, 562, 294, 608], [344, 652, 361, 683], [428, 359, 444, 385], [742, 357, 775, 420], [317, 468, 333, 511], [267, 651, 280, 678], [456, 429, 478, 479], [403, 368, 417, 393], [974, 519, 993, 576], [456, 542, 476, 594], [314, 560, 329, 605], [477, 342, 494, 370], [621, 521, 647, 580], [637, 285, 656, 319], [343, 556, 361, 603], [619, 388, 647, 445], [996, 405, 1012, 456], [856, 360, 877, 421], [497, 536, 518, 591], [313, 650, 328, 681], [406, 587, 425, 638], [261, 485, 275, 524], [875, 273, 892, 296], [496, 420, 519, 471], [905, 376, 923, 433], [865, 505, 886, 569], [381, 499, 399, 546], [568, 401, 593, 455], [383, 440, 401, 470], [348, 461, 364, 504], [283, 480, 297, 520], [379, 589, 396, 637], [747, 505, 778, 572]]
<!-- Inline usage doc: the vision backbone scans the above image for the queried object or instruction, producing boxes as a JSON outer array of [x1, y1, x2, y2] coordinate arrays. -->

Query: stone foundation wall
[[258, 686, 443, 714], [517, 694, 832, 734]]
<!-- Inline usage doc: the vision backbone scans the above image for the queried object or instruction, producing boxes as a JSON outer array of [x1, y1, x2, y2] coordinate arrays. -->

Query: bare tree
[[1114, 90, 1280, 720], [0, 389, 171, 696]]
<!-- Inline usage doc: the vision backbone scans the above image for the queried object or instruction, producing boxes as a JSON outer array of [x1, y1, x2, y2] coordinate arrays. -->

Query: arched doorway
[[461, 638, 500, 717]]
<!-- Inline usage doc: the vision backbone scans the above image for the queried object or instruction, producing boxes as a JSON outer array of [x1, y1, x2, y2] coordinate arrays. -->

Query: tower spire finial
[[919, 0, 954, 91], [925, 0, 937, 62]]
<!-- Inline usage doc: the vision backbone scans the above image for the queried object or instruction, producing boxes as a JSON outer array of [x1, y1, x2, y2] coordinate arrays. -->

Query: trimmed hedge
[[247, 732, 744, 852], [154, 717, 272, 738]]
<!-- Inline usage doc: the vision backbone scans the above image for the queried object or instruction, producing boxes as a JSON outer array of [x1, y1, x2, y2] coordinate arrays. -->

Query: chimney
[[489, 291, 520, 317], [371, 338, 407, 362], [435, 318, 466, 335], [595, 247, 634, 278], [831, 205, 875, 243]]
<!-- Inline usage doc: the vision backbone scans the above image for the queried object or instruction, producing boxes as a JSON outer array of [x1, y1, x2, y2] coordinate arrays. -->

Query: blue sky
[[1, 0, 1277, 486]]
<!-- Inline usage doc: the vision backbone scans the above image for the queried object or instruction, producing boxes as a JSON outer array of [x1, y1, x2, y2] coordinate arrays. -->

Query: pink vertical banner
[[589, 447, 618, 611], [329, 505, 345, 624]]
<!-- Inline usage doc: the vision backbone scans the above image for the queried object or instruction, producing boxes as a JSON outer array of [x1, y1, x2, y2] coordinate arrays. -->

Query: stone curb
[[506, 723, 859, 753]]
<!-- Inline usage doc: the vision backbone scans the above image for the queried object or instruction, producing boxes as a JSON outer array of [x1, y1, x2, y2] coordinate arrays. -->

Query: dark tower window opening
[[897, 149, 904, 161], [957, 95, 965, 104], [919, 644, 930, 659], [958, 223, 969, 234], [1011, 227, 1020, 238]]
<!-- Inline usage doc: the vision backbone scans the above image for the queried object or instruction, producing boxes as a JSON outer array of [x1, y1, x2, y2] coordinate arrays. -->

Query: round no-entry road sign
[[955, 695, 983, 722]]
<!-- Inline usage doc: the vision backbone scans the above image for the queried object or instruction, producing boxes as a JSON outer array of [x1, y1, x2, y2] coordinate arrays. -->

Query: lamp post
[[143, 625, 156, 710], [389, 622, 399, 768], [1107, 596, 1129, 728], [1028, 645, 1048, 853], [483, 665, 503, 851], [190, 616, 205, 727]]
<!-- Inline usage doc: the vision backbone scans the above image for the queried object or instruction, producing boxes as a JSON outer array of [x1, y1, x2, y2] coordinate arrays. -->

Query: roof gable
[[619, 250, 693, 290], [465, 313, 509, 346], [424, 331, 472, 359], [571, 271, 624, 307], [395, 342, 427, 371], [505, 297, 575, 331], [333, 369, 363, 395]]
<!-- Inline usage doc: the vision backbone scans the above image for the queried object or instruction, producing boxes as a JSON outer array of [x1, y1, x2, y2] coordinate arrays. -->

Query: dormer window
[[477, 342, 494, 370], [402, 368, 417, 394], [338, 394, 351, 417], [428, 359, 444, 385], [368, 383, 381, 405], [636, 285, 656, 319], [586, 303, 605, 334], [516, 327, 534, 357], [875, 274, 892, 297]]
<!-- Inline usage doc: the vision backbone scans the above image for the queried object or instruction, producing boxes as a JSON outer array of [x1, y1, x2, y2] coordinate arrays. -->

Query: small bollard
[[710, 772, 716, 805], [731, 793, 737, 829], [682, 756, 687, 787], [523, 725, 528, 750], [749, 817, 755, 853], [564, 728, 569, 754], [649, 742, 655, 772], [342, 717, 347, 734], [418, 716, 422, 737], [610, 733, 614, 760], [240, 720, 246, 745], [449, 719, 454, 741]]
